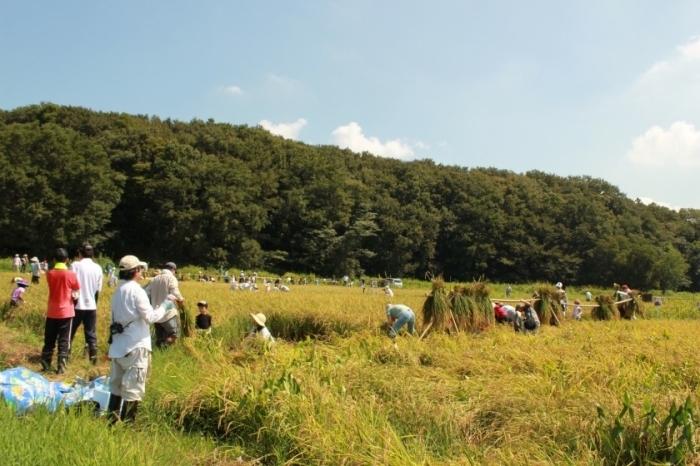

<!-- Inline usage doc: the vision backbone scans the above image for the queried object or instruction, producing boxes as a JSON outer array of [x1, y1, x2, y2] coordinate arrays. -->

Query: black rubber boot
[[121, 401, 139, 423], [40, 352, 53, 372], [107, 394, 122, 425], [88, 346, 98, 365], [56, 353, 68, 375]]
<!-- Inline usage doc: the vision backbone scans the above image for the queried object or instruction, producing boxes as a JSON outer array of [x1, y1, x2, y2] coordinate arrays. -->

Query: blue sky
[[2, 1, 700, 210]]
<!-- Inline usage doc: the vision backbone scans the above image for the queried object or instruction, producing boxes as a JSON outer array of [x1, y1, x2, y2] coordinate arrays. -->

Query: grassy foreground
[[2, 273, 700, 465]]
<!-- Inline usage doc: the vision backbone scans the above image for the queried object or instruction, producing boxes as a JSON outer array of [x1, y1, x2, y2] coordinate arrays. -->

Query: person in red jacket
[[41, 248, 80, 374]]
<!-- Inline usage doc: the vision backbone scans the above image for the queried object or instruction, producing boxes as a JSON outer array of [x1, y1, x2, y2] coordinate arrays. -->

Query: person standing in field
[[385, 303, 416, 338], [384, 285, 394, 297], [143, 262, 184, 349], [20, 254, 28, 273], [70, 243, 104, 365], [107, 255, 176, 424], [30, 257, 41, 285], [506, 284, 512, 297], [41, 248, 80, 374], [585, 290, 592, 302], [12, 254, 21, 273], [572, 300, 582, 321]]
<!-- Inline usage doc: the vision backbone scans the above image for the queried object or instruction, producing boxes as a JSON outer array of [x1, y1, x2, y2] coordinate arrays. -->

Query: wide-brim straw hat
[[30, 257, 38, 262], [251, 313, 266, 326]]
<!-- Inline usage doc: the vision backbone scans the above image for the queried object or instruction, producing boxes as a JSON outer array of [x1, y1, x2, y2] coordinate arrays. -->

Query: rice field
[[2, 272, 700, 465]]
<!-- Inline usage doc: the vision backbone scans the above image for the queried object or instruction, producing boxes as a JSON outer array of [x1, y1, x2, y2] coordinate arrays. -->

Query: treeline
[[1, 103, 698, 291]]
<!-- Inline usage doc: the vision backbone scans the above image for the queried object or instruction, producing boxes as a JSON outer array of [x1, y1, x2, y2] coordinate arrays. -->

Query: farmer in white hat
[[107, 255, 178, 424], [248, 313, 273, 342]]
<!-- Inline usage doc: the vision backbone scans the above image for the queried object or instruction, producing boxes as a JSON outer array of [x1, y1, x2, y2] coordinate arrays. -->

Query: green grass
[[3, 272, 700, 464]]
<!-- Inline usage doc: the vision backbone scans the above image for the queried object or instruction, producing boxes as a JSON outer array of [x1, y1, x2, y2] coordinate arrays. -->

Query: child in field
[[195, 300, 212, 334], [572, 300, 582, 321], [249, 313, 274, 342], [10, 279, 30, 306]]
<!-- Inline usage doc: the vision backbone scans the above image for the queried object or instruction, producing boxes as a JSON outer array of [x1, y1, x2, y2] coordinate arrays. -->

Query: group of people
[[105, 255, 270, 424]]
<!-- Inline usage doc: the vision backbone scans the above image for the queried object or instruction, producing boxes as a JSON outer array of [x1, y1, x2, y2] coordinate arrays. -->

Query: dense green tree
[[1, 103, 697, 291]]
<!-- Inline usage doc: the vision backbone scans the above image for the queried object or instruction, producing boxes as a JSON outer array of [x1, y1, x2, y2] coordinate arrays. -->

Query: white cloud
[[268, 74, 295, 88], [633, 36, 700, 96], [259, 118, 307, 140], [627, 121, 700, 167], [413, 141, 430, 150], [331, 122, 414, 159], [222, 85, 244, 95], [678, 36, 700, 60], [637, 197, 681, 212]]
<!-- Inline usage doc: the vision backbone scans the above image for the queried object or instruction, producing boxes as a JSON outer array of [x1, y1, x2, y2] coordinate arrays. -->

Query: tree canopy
[[1, 103, 697, 291]]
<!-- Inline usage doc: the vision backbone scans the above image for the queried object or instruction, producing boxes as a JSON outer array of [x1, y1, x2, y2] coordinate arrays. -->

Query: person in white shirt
[[70, 243, 104, 365], [384, 286, 394, 297], [248, 313, 274, 342], [107, 255, 176, 424]]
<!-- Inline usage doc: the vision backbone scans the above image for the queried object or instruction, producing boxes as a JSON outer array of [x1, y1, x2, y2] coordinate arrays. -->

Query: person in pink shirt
[[41, 248, 80, 374]]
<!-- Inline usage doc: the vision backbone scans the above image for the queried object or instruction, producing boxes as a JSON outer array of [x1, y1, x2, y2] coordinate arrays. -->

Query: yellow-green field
[[2, 273, 700, 465]]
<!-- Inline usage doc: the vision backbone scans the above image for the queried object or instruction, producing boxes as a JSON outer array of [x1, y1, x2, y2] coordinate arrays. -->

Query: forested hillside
[[1, 103, 698, 290]]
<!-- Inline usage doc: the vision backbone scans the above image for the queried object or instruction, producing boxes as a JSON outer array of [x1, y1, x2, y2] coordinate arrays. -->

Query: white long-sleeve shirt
[[108, 280, 168, 358], [71, 258, 103, 310]]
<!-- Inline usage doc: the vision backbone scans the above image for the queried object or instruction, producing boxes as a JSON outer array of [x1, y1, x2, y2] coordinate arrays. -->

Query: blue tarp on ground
[[0, 366, 108, 413]]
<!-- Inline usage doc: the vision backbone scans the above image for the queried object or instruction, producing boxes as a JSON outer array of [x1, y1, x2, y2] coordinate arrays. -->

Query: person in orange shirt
[[41, 248, 80, 374]]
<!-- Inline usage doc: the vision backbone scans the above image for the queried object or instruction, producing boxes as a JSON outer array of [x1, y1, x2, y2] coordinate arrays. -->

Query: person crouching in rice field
[[385, 303, 416, 338], [107, 255, 177, 424], [493, 302, 509, 324], [516, 300, 540, 335], [195, 300, 212, 334], [10, 279, 30, 307], [248, 313, 273, 342]]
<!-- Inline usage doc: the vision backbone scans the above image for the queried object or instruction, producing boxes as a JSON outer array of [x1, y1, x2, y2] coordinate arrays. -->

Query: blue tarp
[[0, 366, 108, 413]]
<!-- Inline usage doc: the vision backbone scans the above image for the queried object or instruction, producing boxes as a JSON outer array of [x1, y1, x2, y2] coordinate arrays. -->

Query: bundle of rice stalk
[[532, 284, 561, 325], [421, 277, 450, 331], [179, 303, 195, 337], [592, 295, 615, 321], [450, 288, 473, 332], [463, 281, 493, 329]]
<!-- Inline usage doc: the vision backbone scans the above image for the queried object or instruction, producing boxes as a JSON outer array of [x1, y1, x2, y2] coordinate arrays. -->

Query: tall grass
[[3, 272, 700, 464]]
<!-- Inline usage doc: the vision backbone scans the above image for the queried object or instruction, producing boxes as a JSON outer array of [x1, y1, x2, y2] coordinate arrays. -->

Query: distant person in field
[[572, 300, 582, 321], [385, 304, 416, 338], [143, 262, 184, 349], [384, 285, 394, 297], [12, 254, 21, 273], [585, 290, 592, 302], [10, 279, 29, 307], [195, 300, 212, 334], [248, 313, 273, 342], [505, 284, 512, 297], [516, 300, 540, 335], [20, 254, 28, 273], [493, 302, 509, 324], [30, 257, 41, 285], [555, 282, 568, 317], [70, 243, 104, 365], [42, 248, 80, 374]]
